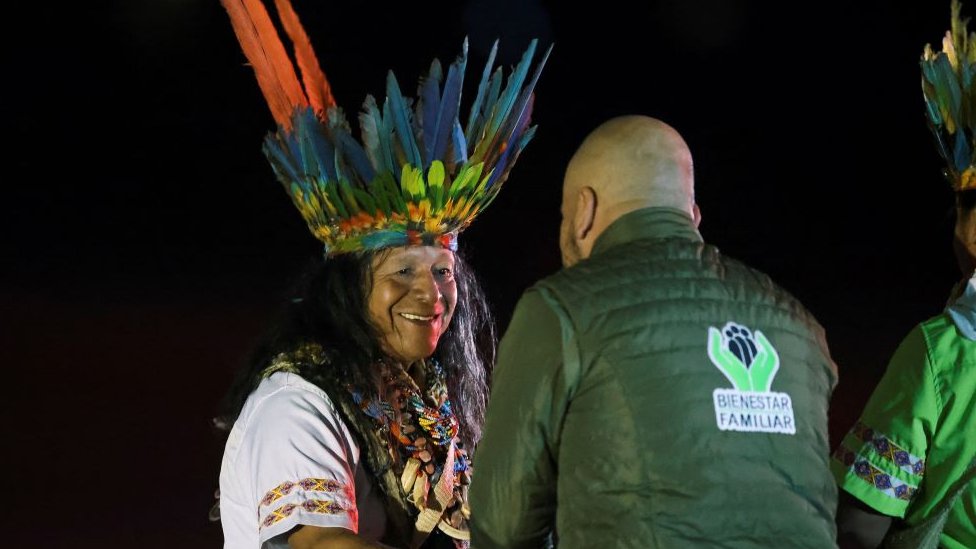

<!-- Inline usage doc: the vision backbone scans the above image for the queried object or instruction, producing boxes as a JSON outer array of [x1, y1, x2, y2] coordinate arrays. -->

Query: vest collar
[[591, 207, 703, 257]]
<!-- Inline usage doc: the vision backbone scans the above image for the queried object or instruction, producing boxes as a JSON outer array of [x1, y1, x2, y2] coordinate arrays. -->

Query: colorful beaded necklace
[[350, 358, 472, 545]]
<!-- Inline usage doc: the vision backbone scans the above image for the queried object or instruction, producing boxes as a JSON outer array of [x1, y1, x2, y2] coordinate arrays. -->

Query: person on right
[[470, 114, 840, 548], [831, 2, 976, 548]]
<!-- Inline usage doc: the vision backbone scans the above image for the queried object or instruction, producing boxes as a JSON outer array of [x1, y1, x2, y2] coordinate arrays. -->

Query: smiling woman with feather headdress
[[211, 1, 549, 548]]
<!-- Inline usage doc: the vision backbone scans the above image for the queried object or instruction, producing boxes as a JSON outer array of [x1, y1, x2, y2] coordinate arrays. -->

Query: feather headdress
[[921, 0, 976, 192], [221, 0, 550, 255]]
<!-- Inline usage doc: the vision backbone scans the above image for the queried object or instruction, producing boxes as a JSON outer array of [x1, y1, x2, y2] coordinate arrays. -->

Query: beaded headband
[[222, 0, 550, 255]]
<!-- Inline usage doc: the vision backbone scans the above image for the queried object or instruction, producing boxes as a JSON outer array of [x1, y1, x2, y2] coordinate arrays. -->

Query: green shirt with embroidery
[[831, 313, 976, 549]]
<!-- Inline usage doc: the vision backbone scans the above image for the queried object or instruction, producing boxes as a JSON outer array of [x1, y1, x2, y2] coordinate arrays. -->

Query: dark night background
[[2, 0, 964, 546]]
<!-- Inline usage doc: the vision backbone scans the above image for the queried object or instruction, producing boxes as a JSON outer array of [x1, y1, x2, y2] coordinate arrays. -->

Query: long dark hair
[[954, 189, 976, 277], [958, 189, 976, 212], [220, 248, 495, 449]]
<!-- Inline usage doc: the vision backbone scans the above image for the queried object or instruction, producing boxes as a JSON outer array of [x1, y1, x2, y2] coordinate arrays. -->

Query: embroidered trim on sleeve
[[260, 499, 347, 529], [850, 422, 926, 476], [257, 478, 350, 530], [854, 453, 917, 501], [831, 420, 926, 503], [259, 477, 345, 508]]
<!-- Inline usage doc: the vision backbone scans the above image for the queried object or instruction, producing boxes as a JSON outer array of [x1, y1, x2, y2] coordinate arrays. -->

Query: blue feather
[[295, 109, 323, 181], [465, 39, 498, 144], [282, 126, 304, 174], [505, 44, 551, 132], [309, 127, 338, 184], [290, 107, 337, 183], [963, 61, 976, 131], [471, 41, 545, 166], [359, 95, 393, 175], [329, 114, 376, 184], [517, 124, 538, 152], [386, 71, 423, 170], [953, 126, 971, 173], [935, 55, 962, 125], [486, 40, 538, 137], [420, 59, 443, 168], [484, 140, 513, 191], [332, 145, 348, 187], [469, 69, 504, 162], [380, 98, 396, 174], [381, 98, 403, 180], [432, 40, 467, 166], [449, 120, 468, 167], [358, 97, 381, 170], [487, 43, 551, 168], [485, 125, 536, 195], [482, 69, 503, 126], [485, 95, 536, 190], [262, 134, 302, 185], [362, 230, 409, 250]]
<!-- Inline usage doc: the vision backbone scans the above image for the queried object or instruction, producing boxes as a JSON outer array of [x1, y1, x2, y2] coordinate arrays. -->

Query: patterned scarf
[[350, 359, 472, 548]]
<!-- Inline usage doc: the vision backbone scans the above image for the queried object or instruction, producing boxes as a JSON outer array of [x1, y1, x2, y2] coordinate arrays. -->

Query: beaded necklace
[[350, 358, 471, 546]]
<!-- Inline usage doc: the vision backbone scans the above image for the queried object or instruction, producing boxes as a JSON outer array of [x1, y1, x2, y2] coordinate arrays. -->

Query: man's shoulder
[[534, 241, 807, 304], [715, 251, 824, 319]]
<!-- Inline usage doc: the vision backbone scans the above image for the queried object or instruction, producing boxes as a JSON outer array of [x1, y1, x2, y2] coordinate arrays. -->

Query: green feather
[[367, 177, 392, 217], [339, 181, 360, 214], [353, 188, 378, 215], [325, 183, 349, 219]]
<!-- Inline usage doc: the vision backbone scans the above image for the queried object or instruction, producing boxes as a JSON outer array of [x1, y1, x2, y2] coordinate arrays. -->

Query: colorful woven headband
[[221, 0, 550, 255], [921, 0, 976, 192]]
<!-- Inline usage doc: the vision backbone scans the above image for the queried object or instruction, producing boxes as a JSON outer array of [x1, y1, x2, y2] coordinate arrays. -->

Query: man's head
[[559, 115, 700, 267], [954, 190, 976, 277]]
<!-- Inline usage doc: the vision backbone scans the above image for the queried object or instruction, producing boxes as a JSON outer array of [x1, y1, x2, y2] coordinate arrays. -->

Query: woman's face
[[367, 246, 458, 364]]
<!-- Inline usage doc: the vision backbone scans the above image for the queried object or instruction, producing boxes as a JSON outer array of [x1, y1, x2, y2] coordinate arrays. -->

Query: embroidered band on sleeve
[[833, 422, 925, 501], [851, 422, 926, 476], [261, 499, 347, 529], [855, 455, 917, 501], [257, 478, 350, 530], [260, 478, 345, 508]]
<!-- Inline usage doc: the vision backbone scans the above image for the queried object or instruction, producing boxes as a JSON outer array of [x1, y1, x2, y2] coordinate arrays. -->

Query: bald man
[[470, 116, 839, 548]]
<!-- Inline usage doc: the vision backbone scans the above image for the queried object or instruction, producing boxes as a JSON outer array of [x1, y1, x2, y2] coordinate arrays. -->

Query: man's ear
[[575, 186, 597, 240]]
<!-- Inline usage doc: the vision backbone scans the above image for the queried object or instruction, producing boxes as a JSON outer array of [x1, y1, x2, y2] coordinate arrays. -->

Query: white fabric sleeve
[[232, 376, 362, 544]]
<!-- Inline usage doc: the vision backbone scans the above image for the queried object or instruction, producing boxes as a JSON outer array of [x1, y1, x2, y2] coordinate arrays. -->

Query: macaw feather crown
[[922, 0, 976, 192], [222, 0, 550, 255]]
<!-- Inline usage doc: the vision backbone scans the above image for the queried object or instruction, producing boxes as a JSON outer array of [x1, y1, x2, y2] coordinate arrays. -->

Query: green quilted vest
[[535, 208, 839, 548]]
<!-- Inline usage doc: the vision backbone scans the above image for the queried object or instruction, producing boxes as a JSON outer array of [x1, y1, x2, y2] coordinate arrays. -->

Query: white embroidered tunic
[[219, 372, 387, 548]]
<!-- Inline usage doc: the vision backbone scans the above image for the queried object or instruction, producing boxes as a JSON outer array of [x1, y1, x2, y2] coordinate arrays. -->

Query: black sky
[[1, 1, 963, 546]]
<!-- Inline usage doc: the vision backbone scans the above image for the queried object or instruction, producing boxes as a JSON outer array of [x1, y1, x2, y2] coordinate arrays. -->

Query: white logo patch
[[707, 322, 795, 435]]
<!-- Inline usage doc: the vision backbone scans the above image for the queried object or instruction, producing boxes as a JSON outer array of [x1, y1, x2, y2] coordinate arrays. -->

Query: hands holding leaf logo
[[708, 322, 780, 392]]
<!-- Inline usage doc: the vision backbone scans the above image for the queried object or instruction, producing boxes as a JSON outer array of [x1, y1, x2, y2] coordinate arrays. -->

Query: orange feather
[[273, 0, 336, 115], [221, 0, 308, 130]]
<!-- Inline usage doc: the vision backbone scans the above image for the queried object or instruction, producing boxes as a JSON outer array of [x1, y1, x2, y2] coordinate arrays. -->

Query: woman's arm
[[836, 491, 893, 549]]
